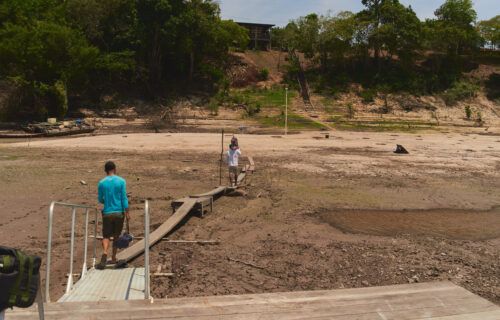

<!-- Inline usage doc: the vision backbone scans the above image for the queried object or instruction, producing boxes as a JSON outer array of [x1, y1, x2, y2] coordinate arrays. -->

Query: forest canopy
[[0, 0, 249, 121], [271, 0, 496, 95], [0, 0, 497, 121]]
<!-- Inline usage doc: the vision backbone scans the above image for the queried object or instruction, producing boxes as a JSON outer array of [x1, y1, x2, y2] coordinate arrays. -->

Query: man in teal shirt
[[97, 161, 129, 269]]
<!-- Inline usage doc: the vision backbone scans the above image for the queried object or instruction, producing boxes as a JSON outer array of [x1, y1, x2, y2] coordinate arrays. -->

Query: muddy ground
[[0, 131, 499, 304]]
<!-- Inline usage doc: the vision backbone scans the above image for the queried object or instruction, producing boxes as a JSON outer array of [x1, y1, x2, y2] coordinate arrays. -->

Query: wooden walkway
[[117, 156, 255, 263], [9, 282, 500, 319], [116, 198, 199, 262]]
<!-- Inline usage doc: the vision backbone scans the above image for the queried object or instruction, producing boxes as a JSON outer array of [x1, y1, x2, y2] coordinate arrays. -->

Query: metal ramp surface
[[58, 268, 146, 302]]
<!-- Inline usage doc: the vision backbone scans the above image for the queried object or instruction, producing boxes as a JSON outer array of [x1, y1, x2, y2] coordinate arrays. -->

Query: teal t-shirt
[[98, 175, 129, 215]]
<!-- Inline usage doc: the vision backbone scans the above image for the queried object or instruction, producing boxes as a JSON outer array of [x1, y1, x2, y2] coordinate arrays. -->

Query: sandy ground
[[1, 131, 499, 304]]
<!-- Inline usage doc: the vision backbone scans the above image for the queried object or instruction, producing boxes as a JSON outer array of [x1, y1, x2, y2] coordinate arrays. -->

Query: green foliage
[[50, 80, 68, 118], [0, 0, 248, 121], [245, 102, 261, 116], [278, 0, 483, 97], [259, 68, 270, 81], [286, 14, 321, 59], [477, 15, 500, 49], [258, 113, 325, 130], [359, 88, 377, 103], [464, 105, 472, 119], [442, 80, 479, 105], [208, 98, 219, 116], [230, 87, 295, 108], [331, 118, 437, 132], [428, 0, 481, 55], [0, 15, 98, 120], [358, 0, 423, 65]]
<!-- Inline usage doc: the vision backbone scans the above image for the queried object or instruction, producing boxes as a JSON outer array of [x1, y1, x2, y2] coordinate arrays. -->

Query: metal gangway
[[44, 201, 151, 303]]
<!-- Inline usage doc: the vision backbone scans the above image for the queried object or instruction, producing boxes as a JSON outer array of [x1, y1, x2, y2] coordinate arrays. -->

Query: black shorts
[[102, 213, 124, 239]]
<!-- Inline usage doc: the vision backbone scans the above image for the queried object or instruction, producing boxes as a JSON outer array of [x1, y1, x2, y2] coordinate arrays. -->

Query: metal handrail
[[45, 201, 99, 302], [144, 200, 150, 300]]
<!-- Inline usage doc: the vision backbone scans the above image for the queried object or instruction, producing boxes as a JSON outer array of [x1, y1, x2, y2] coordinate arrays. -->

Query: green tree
[[66, 0, 138, 52], [358, 0, 422, 68], [318, 12, 357, 69], [431, 0, 480, 55], [0, 21, 98, 120], [477, 15, 500, 49], [291, 14, 321, 58]]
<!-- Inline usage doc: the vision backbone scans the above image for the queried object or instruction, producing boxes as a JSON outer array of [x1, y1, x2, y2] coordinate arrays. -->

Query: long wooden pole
[[285, 88, 288, 136], [219, 129, 224, 186]]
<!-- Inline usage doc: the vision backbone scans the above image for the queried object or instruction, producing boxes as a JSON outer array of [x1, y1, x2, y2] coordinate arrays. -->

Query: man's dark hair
[[104, 161, 116, 174]]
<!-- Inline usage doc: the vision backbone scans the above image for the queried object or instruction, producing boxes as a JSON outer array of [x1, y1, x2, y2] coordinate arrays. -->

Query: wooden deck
[[9, 281, 500, 319]]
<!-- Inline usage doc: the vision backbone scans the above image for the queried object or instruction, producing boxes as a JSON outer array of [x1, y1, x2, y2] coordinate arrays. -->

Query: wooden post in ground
[[219, 129, 224, 186], [285, 87, 289, 136]]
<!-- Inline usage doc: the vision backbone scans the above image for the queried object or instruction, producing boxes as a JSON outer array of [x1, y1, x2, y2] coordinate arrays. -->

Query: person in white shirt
[[227, 137, 241, 187]]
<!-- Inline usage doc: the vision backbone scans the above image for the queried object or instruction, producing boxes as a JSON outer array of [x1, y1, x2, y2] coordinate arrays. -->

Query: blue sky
[[218, 0, 499, 26]]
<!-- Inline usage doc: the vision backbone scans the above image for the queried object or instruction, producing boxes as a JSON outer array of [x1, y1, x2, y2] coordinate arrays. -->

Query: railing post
[[45, 202, 56, 302], [45, 202, 97, 302], [144, 201, 150, 300], [81, 208, 89, 279], [66, 208, 77, 294], [92, 209, 98, 268]]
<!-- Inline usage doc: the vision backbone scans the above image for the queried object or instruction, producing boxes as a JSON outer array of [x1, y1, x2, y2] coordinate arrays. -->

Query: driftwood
[[227, 257, 265, 270]]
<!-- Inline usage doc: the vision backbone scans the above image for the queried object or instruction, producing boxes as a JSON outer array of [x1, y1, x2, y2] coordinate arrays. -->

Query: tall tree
[[432, 0, 480, 55], [318, 12, 357, 70], [292, 14, 321, 58], [358, 0, 422, 68], [477, 15, 500, 49]]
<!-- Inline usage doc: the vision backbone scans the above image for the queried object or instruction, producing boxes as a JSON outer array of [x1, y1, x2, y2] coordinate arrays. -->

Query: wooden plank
[[9, 282, 499, 320], [116, 199, 197, 262], [9, 291, 497, 320], [172, 197, 212, 211], [237, 165, 250, 184], [24, 282, 464, 312], [9, 285, 467, 314], [192, 186, 227, 198], [248, 156, 255, 172]]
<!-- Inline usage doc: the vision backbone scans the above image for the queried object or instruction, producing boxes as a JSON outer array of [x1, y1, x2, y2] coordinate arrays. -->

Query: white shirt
[[227, 149, 241, 167]]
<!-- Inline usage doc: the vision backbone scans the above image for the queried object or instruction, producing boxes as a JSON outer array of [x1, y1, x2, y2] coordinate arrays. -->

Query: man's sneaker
[[96, 254, 107, 270], [115, 260, 128, 269]]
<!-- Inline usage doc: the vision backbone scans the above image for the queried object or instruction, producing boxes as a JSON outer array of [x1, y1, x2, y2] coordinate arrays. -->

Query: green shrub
[[4, 80, 68, 121], [259, 68, 270, 81], [359, 88, 377, 103], [464, 106, 472, 120], [442, 81, 479, 106], [246, 102, 261, 116], [49, 80, 68, 119], [208, 98, 219, 115]]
